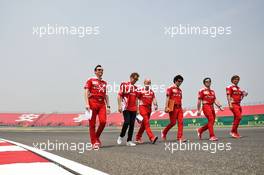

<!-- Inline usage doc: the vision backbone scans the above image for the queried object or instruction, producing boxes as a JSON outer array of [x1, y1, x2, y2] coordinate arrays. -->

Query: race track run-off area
[[0, 127, 263, 175]]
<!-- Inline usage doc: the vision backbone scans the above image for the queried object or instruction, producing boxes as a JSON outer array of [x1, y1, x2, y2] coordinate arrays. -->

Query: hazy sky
[[0, 0, 263, 112]]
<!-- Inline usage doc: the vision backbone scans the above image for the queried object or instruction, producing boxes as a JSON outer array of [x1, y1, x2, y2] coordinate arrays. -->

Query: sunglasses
[[96, 69, 104, 71], [133, 77, 139, 81]]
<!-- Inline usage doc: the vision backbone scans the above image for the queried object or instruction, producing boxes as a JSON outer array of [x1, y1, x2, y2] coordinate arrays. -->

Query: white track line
[[0, 145, 26, 152], [0, 138, 108, 175], [0, 162, 75, 175]]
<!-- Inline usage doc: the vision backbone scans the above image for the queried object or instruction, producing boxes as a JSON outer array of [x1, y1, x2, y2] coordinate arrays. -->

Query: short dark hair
[[203, 77, 211, 85], [130, 72, 139, 78], [94, 65, 102, 71], [173, 75, 184, 83], [231, 75, 240, 82]]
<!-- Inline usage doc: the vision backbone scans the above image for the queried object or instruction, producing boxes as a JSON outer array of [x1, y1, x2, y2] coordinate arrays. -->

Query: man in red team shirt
[[161, 75, 186, 142], [226, 75, 248, 138], [135, 79, 158, 144], [117, 72, 139, 146], [84, 65, 110, 149], [197, 77, 224, 141]]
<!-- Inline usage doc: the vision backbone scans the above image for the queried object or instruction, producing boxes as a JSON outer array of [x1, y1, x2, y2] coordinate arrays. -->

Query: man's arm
[[117, 83, 124, 113], [105, 94, 110, 107], [197, 99, 202, 116], [136, 98, 139, 114], [214, 99, 224, 111], [242, 90, 248, 100], [153, 97, 158, 111], [117, 95, 122, 113], [105, 93, 111, 114], [226, 87, 233, 109], [227, 94, 233, 109], [165, 96, 170, 113], [84, 89, 90, 110]]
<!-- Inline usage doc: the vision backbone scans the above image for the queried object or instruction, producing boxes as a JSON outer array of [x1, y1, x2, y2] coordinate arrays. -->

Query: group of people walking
[[84, 65, 248, 149]]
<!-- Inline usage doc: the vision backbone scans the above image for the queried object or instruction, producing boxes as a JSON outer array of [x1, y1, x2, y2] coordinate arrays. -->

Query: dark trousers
[[120, 110, 137, 142]]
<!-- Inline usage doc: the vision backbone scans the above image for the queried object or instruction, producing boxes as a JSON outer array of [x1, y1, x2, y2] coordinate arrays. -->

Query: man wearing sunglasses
[[226, 75, 248, 139], [197, 78, 224, 141], [117, 72, 139, 146], [161, 75, 187, 142], [84, 65, 110, 149]]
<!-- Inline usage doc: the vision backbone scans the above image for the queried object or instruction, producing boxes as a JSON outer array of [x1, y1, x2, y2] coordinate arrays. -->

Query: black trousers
[[120, 110, 137, 142]]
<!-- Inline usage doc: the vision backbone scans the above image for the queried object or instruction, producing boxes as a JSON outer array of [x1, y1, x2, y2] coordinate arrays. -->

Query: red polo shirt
[[198, 87, 216, 105], [118, 81, 138, 111], [84, 77, 107, 103], [137, 88, 155, 106], [226, 85, 244, 104], [166, 85, 182, 105]]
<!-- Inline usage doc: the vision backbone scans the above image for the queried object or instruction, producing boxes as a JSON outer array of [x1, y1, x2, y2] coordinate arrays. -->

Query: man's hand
[[197, 110, 201, 116], [136, 109, 140, 115], [136, 118, 142, 124], [243, 91, 248, 97], [118, 105, 122, 113], [154, 104, 158, 111], [165, 107, 170, 113], [86, 104, 90, 111], [219, 106, 224, 111], [107, 106, 111, 115], [229, 104, 233, 110]]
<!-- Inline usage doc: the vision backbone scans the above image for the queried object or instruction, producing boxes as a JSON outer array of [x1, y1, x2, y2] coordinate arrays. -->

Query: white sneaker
[[117, 136, 123, 145], [126, 141, 136, 147]]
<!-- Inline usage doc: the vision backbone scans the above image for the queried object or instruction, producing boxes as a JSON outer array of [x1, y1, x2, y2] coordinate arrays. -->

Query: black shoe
[[151, 136, 158, 144]]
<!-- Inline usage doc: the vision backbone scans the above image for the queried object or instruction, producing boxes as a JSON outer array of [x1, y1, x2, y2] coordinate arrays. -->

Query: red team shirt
[[84, 77, 107, 103], [226, 85, 244, 104], [166, 85, 182, 105], [118, 82, 138, 111], [137, 88, 155, 107], [198, 87, 216, 105]]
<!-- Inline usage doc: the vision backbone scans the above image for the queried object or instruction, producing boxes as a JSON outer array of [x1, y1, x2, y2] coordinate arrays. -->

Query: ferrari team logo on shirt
[[92, 81, 99, 85], [226, 85, 244, 103], [198, 88, 216, 105]]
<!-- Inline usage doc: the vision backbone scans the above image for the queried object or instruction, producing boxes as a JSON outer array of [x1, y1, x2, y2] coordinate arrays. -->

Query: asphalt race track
[[1, 127, 263, 175]]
